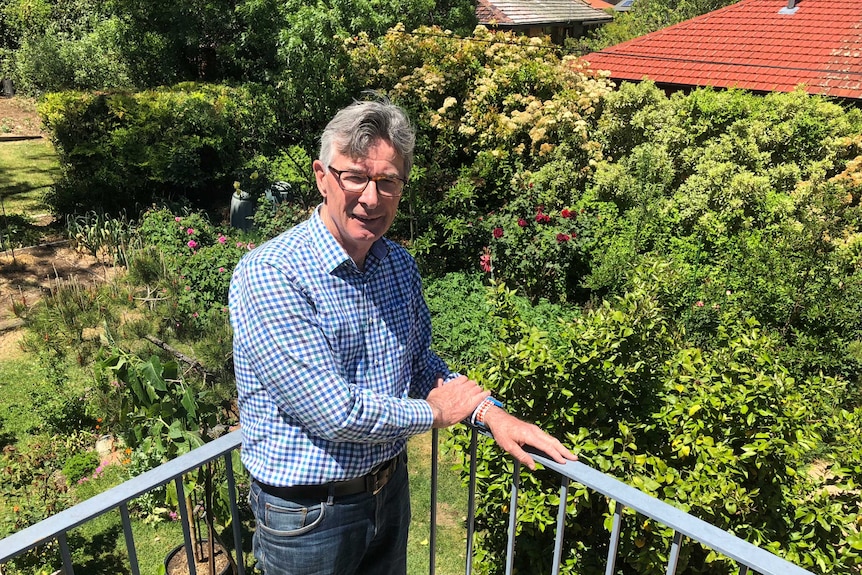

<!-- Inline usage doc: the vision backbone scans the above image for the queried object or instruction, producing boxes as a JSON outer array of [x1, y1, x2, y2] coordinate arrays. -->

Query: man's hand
[[483, 406, 577, 470], [426, 376, 490, 429]]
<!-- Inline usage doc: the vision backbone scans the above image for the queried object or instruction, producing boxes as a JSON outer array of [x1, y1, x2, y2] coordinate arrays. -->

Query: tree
[[576, 0, 740, 53]]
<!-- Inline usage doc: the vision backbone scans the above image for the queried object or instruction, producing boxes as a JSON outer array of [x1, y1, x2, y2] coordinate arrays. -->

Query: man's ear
[[312, 160, 328, 200]]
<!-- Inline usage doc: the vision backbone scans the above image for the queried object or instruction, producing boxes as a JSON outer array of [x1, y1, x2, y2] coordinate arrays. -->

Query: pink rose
[[517, 218, 528, 228], [187, 240, 198, 249], [492, 227, 504, 239]]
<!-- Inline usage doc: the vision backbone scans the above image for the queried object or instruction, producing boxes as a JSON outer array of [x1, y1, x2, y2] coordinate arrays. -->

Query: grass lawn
[[0, 138, 60, 248], [0, 139, 58, 216]]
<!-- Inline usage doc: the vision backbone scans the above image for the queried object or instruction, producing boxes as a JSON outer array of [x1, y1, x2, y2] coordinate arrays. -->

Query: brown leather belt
[[255, 454, 401, 500]]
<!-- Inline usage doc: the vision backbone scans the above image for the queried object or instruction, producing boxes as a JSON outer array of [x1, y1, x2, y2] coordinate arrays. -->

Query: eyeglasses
[[327, 166, 407, 198]]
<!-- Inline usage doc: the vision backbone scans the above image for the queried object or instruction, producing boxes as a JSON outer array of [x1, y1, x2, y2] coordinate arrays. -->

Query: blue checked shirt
[[229, 206, 454, 487]]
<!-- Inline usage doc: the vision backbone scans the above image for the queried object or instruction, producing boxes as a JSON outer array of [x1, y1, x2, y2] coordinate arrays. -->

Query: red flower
[[561, 208, 572, 219], [556, 233, 570, 243], [493, 227, 504, 239], [517, 218, 528, 228], [535, 212, 551, 224], [479, 247, 492, 273]]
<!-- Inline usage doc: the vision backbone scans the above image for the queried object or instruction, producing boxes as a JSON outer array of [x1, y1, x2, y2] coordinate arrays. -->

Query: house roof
[[582, 0, 862, 99], [477, 0, 614, 27]]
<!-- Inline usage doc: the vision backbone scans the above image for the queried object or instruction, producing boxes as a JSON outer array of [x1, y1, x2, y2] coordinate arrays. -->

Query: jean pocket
[[259, 498, 326, 537]]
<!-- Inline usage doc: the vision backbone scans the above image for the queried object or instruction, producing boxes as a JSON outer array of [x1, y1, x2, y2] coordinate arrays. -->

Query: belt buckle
[[371, 475, 385, 495], [368, 459, 393, 495]]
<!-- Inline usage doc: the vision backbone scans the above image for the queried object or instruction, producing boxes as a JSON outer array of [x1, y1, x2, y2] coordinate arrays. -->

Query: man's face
[[313, 139, 404, 264]]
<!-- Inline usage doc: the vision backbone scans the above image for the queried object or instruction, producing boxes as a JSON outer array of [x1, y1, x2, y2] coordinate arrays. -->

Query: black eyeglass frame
[[326, 166, 408, 197]]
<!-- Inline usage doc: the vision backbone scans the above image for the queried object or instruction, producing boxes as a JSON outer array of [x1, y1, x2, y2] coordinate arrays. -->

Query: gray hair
[[319, 98, 416, 177]]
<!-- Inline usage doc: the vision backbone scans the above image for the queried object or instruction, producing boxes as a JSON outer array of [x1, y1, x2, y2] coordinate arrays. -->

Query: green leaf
[[180, 386, 197, 419]]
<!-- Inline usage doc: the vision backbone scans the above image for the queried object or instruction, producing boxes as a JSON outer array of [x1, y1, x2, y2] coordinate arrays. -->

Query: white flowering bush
[[348, 25, 612, 274]]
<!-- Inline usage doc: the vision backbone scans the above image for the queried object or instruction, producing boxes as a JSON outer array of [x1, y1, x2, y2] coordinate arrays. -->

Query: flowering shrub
[[136, 208, 217, 259], [347, 25, 612, 272], [135, 207, 248, 326], [482, 192, 600, 303]]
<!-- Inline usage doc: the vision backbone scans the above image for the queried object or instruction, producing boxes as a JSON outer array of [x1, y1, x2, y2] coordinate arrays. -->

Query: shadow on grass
[[68, 523, 133, 575], [0, 213, 62, 249], [6, 524, 131, 575]]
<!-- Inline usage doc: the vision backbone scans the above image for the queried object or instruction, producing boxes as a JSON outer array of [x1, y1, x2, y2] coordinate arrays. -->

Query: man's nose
[[358, 180, 380, 206]]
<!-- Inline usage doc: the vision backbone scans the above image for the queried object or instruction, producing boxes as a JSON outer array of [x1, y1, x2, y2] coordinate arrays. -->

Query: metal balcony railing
[[0, 428, 815, 575]]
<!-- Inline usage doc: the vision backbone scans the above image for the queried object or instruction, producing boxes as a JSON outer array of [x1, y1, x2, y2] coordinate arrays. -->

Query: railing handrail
[[0, 429, 816, 575], [0, 430, 243, 564]]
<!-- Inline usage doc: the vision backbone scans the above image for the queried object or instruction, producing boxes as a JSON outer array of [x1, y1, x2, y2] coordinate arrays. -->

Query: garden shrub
[[578, 83, 862, 385], [22, 276, 118, 365], [423, 272, 498, 369], [135, 208, 248, 329], [452, 266, 862, 575], [348, 25, 612, 273], [38, 82, 280, 215], [482, 195, 601, 303], [61, 450, 100, 484]]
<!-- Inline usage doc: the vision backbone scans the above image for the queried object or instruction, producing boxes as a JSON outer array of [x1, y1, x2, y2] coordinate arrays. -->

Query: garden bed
[[0, 242, 108, 356]]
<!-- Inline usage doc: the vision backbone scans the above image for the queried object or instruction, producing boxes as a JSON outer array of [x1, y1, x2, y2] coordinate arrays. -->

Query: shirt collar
[[310, 205, 389, 274]]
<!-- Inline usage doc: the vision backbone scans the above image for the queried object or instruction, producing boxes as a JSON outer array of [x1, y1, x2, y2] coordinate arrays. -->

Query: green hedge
[[38, 82, 280, 214], [453, 271, 862, 575]]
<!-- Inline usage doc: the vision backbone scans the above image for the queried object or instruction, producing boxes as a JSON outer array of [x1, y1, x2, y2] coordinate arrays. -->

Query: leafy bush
[[135, 207, 249, 325], [423, 272, 497, 369], [39, 82, 280, 215], [61, 450, 100, 484], [452, 267, 862, 575]]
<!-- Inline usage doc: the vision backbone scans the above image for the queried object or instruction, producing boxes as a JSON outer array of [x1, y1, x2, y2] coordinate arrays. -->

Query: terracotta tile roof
[[477, 0, 613, 26], [582, 0, 862, 98]]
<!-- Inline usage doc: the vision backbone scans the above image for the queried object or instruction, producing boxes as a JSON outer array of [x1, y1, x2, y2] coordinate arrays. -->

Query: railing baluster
[[175, 476, 197, 575], [505, 460, 520, 575], [119, 503, 140, 575], [58, 531, 74, 575], [224, 452, 245, 575], [465, 428, 479, 575], [430, 428, 439, 575], [551, 477, 569, 575], [665, 530, 683, 575], [605, 502, 624, 575], [739, 566, 750, 575]]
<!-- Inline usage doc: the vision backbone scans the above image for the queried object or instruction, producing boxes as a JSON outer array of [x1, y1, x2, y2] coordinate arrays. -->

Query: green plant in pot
[[96, 342, 238, 574]]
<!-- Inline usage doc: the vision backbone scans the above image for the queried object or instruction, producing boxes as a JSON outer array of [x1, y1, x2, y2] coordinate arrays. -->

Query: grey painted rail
[[1, 428, 815, 575]]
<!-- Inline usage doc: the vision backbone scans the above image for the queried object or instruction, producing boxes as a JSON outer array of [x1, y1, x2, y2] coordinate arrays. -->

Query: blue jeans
[[248, 453, 411, 575]]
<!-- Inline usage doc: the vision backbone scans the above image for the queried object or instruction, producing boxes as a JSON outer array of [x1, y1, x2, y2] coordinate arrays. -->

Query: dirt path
[[0, 96, 44, 138]]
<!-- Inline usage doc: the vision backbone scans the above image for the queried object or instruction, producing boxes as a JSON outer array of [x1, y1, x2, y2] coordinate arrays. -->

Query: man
[[229, 98, 575, 575]]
